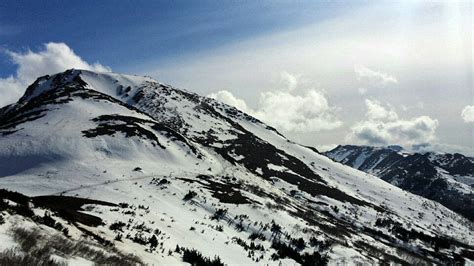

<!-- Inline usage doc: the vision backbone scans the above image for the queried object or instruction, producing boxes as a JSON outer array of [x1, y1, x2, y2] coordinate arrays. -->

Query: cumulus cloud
[[208, 90, 250, 113], [0, 42, 110, 107], [0, 77, 23, 108], [279, 71, 300, 92], [365, 99, 398, 121], [348, 99, 439, 146], [461, 105, 474, 123], [209, 72, 342, 132], [355, 65, 397, 86], [149, 3, 471, 149], [355, 66, 397, 95]]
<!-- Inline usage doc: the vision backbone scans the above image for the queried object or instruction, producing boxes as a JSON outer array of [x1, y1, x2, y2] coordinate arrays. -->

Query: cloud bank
[[209, 72, 342, 133], [348, 99, 438, 147], [461, 105, 474, 123], [0, 42, 110, 107], [146, 2, 471, 152]]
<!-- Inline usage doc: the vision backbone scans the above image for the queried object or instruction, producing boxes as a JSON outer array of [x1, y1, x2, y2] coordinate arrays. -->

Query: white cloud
[[279, 71, 300, 92], [354, 65, 398, 86], [254, 89, 342, 132], [348, 99, 439, 146], [146, 1, 471, 150], [0, 76, 23, 108], [208, 90, 250, 112], [365, 99, 398, 121], [411, 142, 474, 156], [461, 105, 474, 123], [209, 72, 342, 133], [0, 42, 110, 107]]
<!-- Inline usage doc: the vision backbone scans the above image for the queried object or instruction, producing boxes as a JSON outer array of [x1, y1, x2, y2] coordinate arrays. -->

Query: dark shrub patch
[[181, 247, 224, 266], [119, 202, 129, 208], [109, 221, 127, 232], [249, 232, 266, 241], [0, 189, 30, 205], [10, 203, 35, 218], [33, 195, 115, 227], [183, 190, 197, 201], [0, 248, 65, 266], [149, 235, 158, 250], [211, 208, 228, 221], [291, 237, 306, 250], [271, 241, 328, 266]]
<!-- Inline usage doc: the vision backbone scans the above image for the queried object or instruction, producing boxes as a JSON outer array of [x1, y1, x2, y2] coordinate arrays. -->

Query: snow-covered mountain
[[325, 145, 474, 221], [0, 70, 472, 265]]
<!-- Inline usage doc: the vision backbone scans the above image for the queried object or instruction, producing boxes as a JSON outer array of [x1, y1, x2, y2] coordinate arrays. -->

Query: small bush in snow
[[149, 235, 158, 251], [211, 208, 228, 221], [183, 190, 197, 201], [109, 221, 127, 231]]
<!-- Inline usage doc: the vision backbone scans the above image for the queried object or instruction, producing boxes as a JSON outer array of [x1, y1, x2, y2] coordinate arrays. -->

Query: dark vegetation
[[150, 177, 170, 187], [211, 208, 228, 221], [0, 248, 66, 266], [270, 241, 329, 266], [183, 190, 197, 201], [249, 232, 266, 241], [178, 175, 253, 204], [109, 221, 127, 232], [374, 217, 470, 253], [232, 237, 265, 252], [33, 195, 116, 227], [175, 246, 224, 266], [2, 227, 142, 265]]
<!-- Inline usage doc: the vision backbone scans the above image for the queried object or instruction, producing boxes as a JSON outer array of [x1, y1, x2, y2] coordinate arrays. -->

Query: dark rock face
[[325, 145, 474, 221]]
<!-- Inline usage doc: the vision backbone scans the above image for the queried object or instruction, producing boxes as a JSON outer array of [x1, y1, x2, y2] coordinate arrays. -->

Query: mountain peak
[[0, 71, 472, 264]]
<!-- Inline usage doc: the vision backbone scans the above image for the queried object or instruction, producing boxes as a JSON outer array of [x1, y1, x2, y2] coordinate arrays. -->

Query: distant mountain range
[[0, 70, 472, 265], [325, 145, 474, 221]]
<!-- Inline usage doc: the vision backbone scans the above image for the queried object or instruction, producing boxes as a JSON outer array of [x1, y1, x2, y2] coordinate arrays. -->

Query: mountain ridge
[[0, 69, 472, 265], [325, 144, 474, 221]]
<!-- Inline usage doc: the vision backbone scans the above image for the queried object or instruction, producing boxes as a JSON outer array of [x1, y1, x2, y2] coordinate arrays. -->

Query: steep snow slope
[[325, 145, 474, 221], [0, 70, 472, 265], [0, 70, 211, 194]]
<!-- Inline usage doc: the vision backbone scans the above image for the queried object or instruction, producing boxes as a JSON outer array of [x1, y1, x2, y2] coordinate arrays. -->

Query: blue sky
[[0, 0, 359, 76], [0, 1, 472, 154]]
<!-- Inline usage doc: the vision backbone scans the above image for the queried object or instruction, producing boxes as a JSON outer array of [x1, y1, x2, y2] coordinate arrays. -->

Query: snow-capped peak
[[0, 70, 472, 265]]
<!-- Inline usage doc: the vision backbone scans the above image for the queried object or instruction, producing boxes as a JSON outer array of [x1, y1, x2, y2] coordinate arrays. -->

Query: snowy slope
[[0, 69, 472, 265], [325, 145, 474, 222]]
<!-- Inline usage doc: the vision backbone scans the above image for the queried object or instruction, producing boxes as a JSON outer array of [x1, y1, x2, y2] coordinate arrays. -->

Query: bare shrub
[[9, 227, 142, 265]]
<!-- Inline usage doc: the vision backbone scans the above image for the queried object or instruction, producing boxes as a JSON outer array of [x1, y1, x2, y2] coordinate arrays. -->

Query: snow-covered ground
[[0, 69, 472, 265]]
